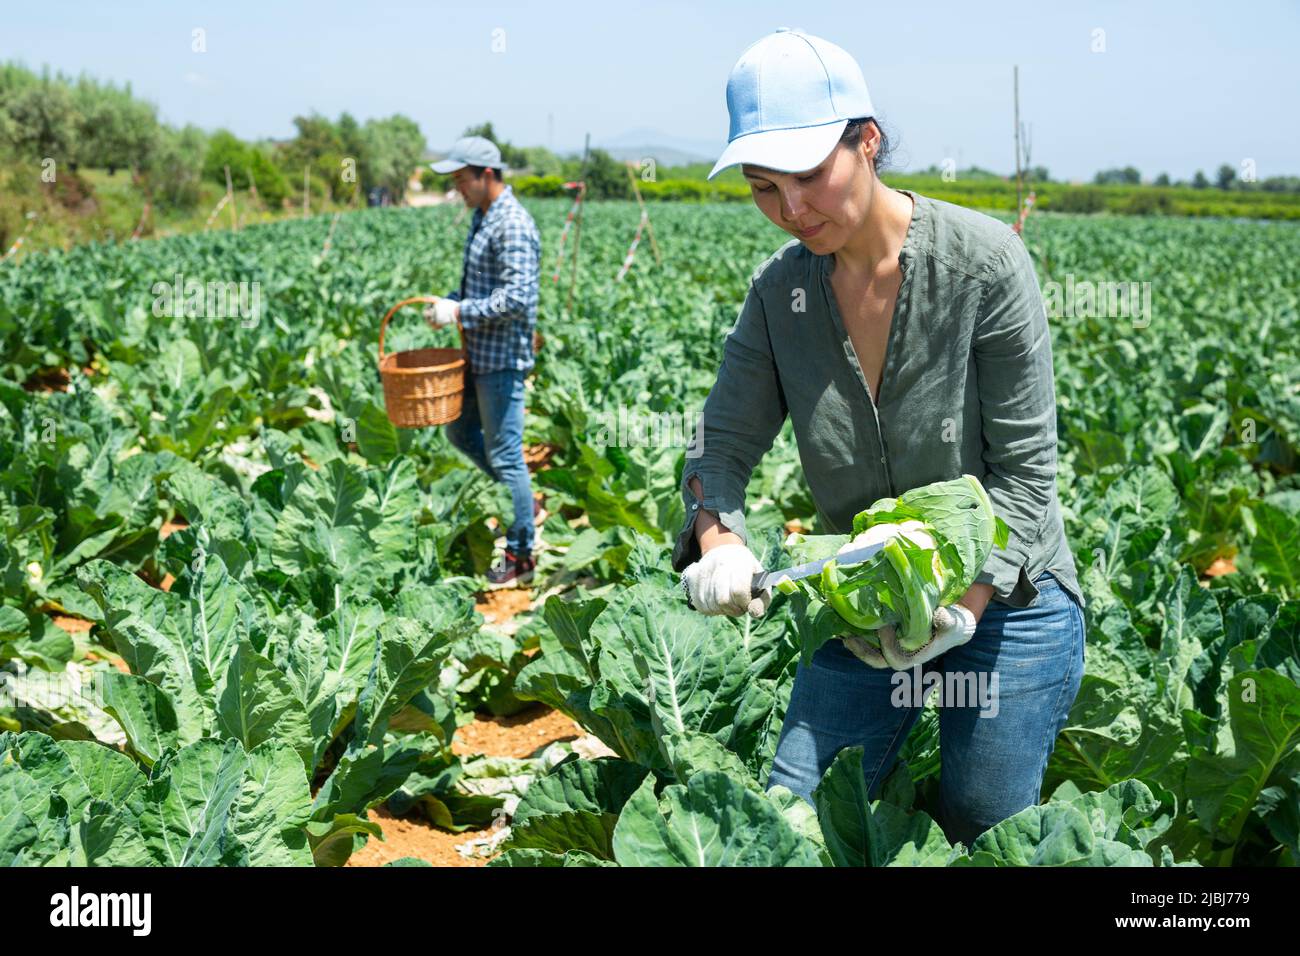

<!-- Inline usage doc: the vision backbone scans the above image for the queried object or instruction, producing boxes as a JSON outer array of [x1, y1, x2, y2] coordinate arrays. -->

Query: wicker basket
[[377, 296, 465, 428]]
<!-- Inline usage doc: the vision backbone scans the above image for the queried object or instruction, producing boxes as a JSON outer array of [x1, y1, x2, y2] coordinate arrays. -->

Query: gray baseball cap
[[430, 135, 506, 173]]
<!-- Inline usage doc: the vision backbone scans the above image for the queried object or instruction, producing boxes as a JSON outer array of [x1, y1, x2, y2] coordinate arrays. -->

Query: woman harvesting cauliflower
[[675, 29, 1085, 847]]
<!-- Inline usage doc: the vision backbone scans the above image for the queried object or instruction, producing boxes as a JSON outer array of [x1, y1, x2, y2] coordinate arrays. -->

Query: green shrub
[[201, 131, 288, 208], [1049, 187, 1107, 214], [513, 175, 569, 198], [1121, 191, 1174, 216]]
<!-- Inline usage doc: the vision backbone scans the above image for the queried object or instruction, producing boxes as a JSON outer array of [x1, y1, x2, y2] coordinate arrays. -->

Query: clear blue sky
[[3, 0, 1297, 181]]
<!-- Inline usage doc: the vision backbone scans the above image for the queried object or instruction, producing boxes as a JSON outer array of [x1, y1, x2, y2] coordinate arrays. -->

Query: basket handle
[[377, 296, 466, 363]]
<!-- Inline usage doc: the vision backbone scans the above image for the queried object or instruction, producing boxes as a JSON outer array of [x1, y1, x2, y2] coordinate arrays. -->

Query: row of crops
[[1, 199, 1297, 866]]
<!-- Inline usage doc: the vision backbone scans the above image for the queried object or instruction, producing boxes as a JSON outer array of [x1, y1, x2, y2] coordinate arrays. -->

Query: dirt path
[[41, 504, 593, 868], [346, 581, 591, 867], [345, 704, 587, 867]]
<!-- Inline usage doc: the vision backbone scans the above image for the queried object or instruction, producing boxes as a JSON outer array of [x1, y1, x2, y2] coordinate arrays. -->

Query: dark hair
[[465, 164, 499, 182], [840, 117, 893, 174]]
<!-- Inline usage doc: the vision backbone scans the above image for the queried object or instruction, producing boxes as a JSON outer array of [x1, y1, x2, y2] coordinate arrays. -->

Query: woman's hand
[[681, 542, 771, 618], [957, 582, 995, 623], [874, 583, 992, 670], [876, 603, 978, 669], [680, 475, 771, 617]]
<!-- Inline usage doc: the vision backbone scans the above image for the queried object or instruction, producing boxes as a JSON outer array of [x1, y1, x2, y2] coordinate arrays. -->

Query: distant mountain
[[587, 127, 724, 167], [430, 127, 726, 170]]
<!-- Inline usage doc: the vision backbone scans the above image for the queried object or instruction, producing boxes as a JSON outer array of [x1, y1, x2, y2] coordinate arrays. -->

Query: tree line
[[0, 63, 427, 211]]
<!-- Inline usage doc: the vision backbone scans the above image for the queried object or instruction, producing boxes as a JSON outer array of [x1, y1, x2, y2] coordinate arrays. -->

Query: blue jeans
[[445, 367, 535, 555], [766, 570, 1085, 847]]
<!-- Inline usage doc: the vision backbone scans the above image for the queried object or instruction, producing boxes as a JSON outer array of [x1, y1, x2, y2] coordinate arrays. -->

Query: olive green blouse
[[671, 189, 1084, 610]]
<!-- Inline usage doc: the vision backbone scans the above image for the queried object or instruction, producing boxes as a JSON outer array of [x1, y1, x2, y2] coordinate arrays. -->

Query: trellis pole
[[203, 192, 231, 228], [1, 213, 36, 264], [551, 181, 586, 282], [563, 133, 592, 313], [567, 183, 585, 313], [321, 212, 341, 257], [225, 165, 238, 230], [130, 196, 151, 240], [626, 160, 661, 265], [1013, 65, 1023, 232]]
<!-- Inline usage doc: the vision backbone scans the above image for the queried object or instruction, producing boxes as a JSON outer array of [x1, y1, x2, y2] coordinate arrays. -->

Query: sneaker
[[486, 549, 536, 588]]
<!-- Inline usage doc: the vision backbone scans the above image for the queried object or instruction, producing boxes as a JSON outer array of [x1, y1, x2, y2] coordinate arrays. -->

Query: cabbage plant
[[777, 475, 1010, 651]]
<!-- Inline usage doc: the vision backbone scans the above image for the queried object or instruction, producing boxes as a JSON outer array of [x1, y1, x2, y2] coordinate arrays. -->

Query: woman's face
[[742, 129, 876, 254]]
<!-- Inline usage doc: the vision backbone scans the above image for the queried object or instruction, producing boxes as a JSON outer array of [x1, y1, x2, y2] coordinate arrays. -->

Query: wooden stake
[[1013, 66, 1023, 232], [566, 134, 591, 314], [131, 197, 151, 240], [204, 192, 231, 229], [625, 162, 661, 266], [246, 167, 261, 211], [224, 165, 238, 231], [321, 212, 341, 257]]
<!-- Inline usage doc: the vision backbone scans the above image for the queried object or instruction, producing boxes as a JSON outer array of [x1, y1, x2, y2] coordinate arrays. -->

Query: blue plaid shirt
[[446, 185, 540, 373]]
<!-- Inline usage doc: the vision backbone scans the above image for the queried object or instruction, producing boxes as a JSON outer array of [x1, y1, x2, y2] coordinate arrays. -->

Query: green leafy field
[[1, 199, 1297, 866]]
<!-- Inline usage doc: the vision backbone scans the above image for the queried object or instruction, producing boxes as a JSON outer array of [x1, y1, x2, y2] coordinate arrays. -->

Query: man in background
[[426, 136, 542, 587]]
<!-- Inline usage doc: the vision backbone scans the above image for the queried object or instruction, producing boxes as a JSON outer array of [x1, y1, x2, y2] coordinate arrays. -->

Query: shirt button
[[880, 456, 887, 464]]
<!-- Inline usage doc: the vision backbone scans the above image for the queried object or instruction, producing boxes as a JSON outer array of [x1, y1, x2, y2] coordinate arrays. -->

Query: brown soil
[[346, 705, 587, 868], [344, 807, 497, 868], [1203, 556, 1237, 577], [84, 650, 131, 675], [160, 517, 189, 539], [1198, 554, 1239, 588], [21, 367, 72, 393], [475, 588, 534, 624], [348, 566, 583, 868], [783, 519, 807, 535], [523, 443, 559, 472], [451, 705, 584, 760], [51, 615, 93, 634]]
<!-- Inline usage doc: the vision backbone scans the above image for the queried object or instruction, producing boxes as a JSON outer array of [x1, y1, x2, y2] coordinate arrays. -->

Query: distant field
[[517, 160, 1300, 221]]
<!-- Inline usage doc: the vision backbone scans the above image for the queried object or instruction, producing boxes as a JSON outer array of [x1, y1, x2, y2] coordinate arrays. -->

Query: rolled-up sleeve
[[670, 279, 788, 572], [971, 233, 1058, 600]]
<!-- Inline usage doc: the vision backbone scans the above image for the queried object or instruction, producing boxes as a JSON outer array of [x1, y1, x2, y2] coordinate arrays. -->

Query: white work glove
[[681, 543, 771, 618], [842, 635, 890, 668], [877, 604, 978, 670], [424, 298, 459, 328]]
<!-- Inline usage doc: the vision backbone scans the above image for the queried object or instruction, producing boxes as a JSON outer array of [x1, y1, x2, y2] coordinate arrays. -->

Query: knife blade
[[751, 539, 886, 598]]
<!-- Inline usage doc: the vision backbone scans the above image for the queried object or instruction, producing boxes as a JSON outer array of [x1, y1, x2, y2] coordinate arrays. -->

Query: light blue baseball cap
[[709, 28, 875, 181], [431, 135, 505, 173]]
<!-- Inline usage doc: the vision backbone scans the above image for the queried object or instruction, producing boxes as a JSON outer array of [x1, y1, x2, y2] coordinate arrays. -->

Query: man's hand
[[877, 604, 978, 669], [681, 542, 771, 618], [424, 298, 459, 329]]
